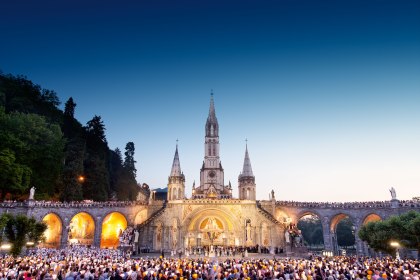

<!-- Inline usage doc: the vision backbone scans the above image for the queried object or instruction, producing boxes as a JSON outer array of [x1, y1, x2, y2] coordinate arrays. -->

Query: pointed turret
[[238, 142, 256, 200], [241, 144, 254, 177], [170, 144, 182, 177], [168, 142, 185, 201]]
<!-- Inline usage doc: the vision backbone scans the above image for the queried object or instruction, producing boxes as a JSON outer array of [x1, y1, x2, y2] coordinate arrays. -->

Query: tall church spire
[[206, 92, 219, 137], [238, 141, 256, 200], [241, 143, 254, 177], [170, 142, 182, 177], [168, 141, 185, 201]]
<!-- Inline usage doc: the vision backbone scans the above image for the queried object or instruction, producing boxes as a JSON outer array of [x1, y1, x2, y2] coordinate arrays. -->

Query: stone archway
[[68, 212, 95, 246], [100, 212, 128, 249], [296, 212, 324, 250], [363, 213, 382, 225], [185, 207, 241, 248], [41, 213, 63, 248], [330, 213, 356, 254]]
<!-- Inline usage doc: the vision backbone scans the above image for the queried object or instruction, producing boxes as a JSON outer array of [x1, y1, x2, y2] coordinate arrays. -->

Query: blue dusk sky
[[1, 0, 420, 202]]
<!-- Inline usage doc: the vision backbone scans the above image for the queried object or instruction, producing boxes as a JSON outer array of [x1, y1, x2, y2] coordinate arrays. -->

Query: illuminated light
[[1, 244, 11, 250], [42, 213, 62, 249], [68, 212, 95, 246], [78, 176, 85, 183], [390, 241, 400, 247], [100, 212, 127, 249]]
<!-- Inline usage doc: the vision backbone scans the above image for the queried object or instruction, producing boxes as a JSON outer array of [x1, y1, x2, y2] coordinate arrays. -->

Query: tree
[[359, 211, 420, 255], [60, 138, 85, 201], [124, 142, 137, 177], [1, 213, 47, 256], [336, 218, 355, 247], [0, 108, 65, 198], [83, 115, 110, 201], [297, 215, 324, 246], [86, 115, 107, 145], [0, 149, 32, 195], [64, 97, 76, 118]]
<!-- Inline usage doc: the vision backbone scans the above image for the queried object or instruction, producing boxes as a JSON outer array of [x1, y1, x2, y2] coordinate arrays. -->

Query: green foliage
[[0, 72, 139, 201], [60, 138, 85, 201], [0, 108, 65, 198], [124, 142, 137, 176], [0, 148, 32, 192], [359, 211, 420, 254], [1, 213, 47, 256], [0, 74, 62, 124], [336, 218, 355, 247]]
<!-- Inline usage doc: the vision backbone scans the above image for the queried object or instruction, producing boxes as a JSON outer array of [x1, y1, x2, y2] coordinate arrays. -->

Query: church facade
[[143, 94, 283, 252]]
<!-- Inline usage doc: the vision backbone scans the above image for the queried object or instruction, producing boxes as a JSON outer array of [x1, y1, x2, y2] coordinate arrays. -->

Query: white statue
[[29, 186, 35, 200], [389, 187, 397, 200], [284, 230, 290, 243], [246, 222, 252, 242]]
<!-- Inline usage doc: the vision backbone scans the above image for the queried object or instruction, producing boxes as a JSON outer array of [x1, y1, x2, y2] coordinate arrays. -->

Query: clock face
[[208, 171, 216, 178]]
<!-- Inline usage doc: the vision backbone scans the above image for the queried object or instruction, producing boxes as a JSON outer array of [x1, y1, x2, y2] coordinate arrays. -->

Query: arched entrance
[[330, 214, 356, 254], [185, 208, 240, 248], [361, 213, 382, 256], [100, 212, 128, 249], [297, 213, 324, 251], [68, 212, 95, 246], [42, 213, 62, 248]]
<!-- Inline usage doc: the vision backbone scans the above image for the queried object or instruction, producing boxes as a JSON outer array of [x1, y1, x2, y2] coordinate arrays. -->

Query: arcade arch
[[330, 213, 356, 252], [41, 213, 62, 248], [297, 213, 324, 249], [100, 212, 128, 249], [68, 212, 95, 246], [363, 213, 382, 225]]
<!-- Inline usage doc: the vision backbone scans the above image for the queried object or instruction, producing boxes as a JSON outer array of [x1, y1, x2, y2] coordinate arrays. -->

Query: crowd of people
[[0, 246, 418, 280], [275, 201, 420, 209], [119, 227, 135, 247], [0, 200, 148, 208]]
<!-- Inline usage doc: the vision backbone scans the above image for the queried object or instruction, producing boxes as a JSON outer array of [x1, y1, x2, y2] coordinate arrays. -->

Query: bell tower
[[193, 92, 232, 199], [238, 142, 256, 200], [167, 143, 185, 201]]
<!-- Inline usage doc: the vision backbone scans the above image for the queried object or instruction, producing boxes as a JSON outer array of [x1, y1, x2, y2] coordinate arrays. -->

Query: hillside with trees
[[0, 72, 141, 201]]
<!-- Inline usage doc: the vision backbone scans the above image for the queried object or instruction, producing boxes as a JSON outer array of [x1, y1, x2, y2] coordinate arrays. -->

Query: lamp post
[[390, 241, 400, 260]]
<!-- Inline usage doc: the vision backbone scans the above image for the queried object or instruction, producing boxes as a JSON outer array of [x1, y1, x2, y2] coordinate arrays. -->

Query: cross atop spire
[[208, 91, 216, 119], [170, 142, 182, 177], [241, 141, 254, 177]]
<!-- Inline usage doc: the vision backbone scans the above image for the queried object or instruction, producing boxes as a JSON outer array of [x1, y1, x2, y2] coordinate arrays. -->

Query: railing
[[137, 201, 167, 229], [256, 201, 280, 224]]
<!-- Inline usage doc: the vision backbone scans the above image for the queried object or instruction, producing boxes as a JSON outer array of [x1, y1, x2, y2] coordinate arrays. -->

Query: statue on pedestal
[[29, 186, 36, 200], [389, 187, 397, 200], [284, 230, 290, 243]]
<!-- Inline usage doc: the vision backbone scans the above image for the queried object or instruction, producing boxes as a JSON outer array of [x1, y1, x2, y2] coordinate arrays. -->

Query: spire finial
[[211, 89, 214, 96], [176, 138, 179, 147]]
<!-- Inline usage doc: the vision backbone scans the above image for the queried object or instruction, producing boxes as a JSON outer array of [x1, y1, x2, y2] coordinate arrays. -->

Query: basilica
[[5, 94, 410, 256], [139, 94, 284, 252]]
